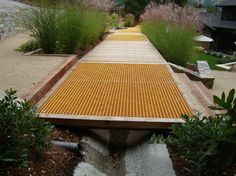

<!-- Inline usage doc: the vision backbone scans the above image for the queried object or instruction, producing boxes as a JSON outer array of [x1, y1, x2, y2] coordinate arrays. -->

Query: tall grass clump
[[23, 6, 59, 54], [22, 4, 106, 54], [141, 21, 196, 66], [57, 5, 106, 53]]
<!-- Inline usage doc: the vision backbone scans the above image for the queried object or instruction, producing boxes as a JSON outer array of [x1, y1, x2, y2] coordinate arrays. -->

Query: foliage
[[15, 40, 39, 53], [207, 6, 220, 14], [153, 89, 236, 176], [81, 0, 114, 12], [122, 0, 149, 17], [23, 6, 59, 54], [22, 4, 106, 54], [124, 13, 135, 27], [57, 5, 106, 53], [117, 0, 188, 17], [107, 13, 122, 29], [142, 21, 196, 66], [0, 89, 53, 167], [141, 2, 203, 31], [218, 56, 236, 64]]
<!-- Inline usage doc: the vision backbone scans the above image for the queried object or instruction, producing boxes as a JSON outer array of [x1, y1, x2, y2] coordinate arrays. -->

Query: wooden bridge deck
[[37, 27, 193, 129]]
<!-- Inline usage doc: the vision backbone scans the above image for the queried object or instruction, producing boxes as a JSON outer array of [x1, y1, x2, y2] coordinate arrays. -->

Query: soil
[[0, 127, 82, 176], [168, 145, 236, 176]]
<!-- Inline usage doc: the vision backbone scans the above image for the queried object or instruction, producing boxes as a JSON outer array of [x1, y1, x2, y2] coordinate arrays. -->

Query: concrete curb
[[21, 55, 77, 105]]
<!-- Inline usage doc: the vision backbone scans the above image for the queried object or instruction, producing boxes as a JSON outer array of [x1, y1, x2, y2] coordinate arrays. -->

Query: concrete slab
[[73, 136, 176, 176], [73, 162, 107, 176], [0, 33, 67, 98], [211, 70, 236, 96], [124, 143, 176, 176]]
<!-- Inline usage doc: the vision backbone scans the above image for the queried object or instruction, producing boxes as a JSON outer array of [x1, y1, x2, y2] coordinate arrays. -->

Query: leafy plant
[[16, 40, 39, 53], [141, 21, 196, 66], [153, 89, 236, 176], [218, 56, 236, 64], [124, 13, 135, 27], [107, 13, 121, 29], [0, 89, 53, 167]]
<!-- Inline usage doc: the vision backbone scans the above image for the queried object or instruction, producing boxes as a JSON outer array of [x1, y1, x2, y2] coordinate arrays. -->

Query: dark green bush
[[160, 89, 236, 176], [218, 56, 236, 64], [0, 89, 53, 167], [16, 40, 39, 53], [141, 21, 196, 66]]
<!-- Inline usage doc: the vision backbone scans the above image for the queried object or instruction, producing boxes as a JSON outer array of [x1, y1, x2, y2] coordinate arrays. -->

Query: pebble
[[0, 0, 30, 40]]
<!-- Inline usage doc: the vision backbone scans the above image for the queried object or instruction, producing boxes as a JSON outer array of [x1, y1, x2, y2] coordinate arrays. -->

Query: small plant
[[0, 89, 53, 167], [124, 13, 135, 27], [16, 40, 39, 53], [141, 21, 196, 66], [152, 89, 236, 176]]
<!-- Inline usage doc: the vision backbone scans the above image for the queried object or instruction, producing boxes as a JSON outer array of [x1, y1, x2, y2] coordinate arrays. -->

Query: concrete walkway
[[211, 70, 236, 96], [0, 33, 68, 97]]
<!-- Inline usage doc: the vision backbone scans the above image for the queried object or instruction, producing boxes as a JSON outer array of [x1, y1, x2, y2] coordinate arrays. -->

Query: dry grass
[[141, 2, 203, 31]]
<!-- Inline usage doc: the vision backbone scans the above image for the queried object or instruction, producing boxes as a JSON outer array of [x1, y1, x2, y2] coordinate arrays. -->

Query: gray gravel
[[0, 0, 30, 39]]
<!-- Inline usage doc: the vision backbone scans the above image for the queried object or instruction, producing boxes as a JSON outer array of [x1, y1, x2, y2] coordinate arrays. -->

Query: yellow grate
[[117, 27, 141, 33], [106, 34, 146, 41], [38, 63, 192, 118]]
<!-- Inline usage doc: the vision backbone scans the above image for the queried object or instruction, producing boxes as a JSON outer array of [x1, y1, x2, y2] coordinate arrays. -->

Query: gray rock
[[124, 143, 176, 176], [73, 162, 107, 176]]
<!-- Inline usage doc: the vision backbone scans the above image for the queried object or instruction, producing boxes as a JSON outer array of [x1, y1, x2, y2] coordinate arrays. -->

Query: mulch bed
[[0, 127, 82, 176], [168, 145, 236, 176]]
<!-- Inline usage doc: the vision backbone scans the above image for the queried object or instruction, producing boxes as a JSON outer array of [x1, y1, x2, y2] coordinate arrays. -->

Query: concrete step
[[175, 73, 214, 116], [192, 81, 213, 105]]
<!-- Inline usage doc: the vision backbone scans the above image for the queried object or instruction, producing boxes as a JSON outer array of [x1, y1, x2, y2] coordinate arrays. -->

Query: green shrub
[[23, 6, 59, 54], [16, 40, 39, 53], [124, 14, 135, 27], [0, 89, 53, 167], [22, 4, 106, 54], [141, 21, 196, 66], [107, 13, 121, 29], [154, 89, 236, 176]]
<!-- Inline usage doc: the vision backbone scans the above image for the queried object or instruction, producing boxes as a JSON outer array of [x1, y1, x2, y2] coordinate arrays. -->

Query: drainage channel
[[53, 129, 176, 176]]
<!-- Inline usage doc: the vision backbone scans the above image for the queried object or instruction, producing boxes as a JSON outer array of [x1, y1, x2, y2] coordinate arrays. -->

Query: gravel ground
[[0, 0, 30, 39], [0, 33, 67, 98]]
